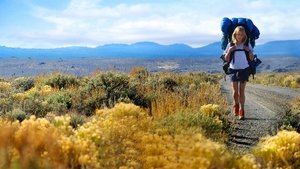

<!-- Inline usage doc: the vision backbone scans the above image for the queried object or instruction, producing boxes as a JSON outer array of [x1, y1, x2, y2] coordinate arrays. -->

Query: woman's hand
[[228, 45, 236, 53]]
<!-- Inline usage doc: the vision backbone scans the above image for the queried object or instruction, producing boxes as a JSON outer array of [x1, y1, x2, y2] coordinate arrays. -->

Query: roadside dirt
[[220, 79, 300, 153]]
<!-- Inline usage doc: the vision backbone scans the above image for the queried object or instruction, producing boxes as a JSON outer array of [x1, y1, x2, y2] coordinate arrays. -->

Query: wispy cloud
[[29, 0, 232, 47], [1, 0, 300, 48]]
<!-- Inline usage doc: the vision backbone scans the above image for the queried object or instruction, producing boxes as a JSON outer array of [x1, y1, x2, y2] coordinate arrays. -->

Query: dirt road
[[220, 79, 300, 153]]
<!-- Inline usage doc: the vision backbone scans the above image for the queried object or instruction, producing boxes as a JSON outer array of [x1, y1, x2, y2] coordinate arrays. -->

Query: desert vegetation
[[280, 89, 300, 133], [0, 69, 299, 168], [250, 72, 300, 88]]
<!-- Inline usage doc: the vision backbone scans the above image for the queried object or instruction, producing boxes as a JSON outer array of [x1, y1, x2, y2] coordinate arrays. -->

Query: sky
[[1, 0, 300, 48]]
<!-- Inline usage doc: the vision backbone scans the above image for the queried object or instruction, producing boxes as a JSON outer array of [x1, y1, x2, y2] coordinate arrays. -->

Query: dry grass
[[250, 72, 300, 88], [0, 69, 299, 168]]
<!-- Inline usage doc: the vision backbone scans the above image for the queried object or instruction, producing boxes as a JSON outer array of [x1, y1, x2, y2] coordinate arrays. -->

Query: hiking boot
[[239, 109, 245, 120], [233, 104, 239, 116]]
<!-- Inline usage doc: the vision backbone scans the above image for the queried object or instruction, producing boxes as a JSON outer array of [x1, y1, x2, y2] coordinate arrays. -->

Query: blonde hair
[[231, 26, 248, 44]]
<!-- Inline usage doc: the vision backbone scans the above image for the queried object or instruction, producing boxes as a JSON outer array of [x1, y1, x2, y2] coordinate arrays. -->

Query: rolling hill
[[0, 40, 300, 59]]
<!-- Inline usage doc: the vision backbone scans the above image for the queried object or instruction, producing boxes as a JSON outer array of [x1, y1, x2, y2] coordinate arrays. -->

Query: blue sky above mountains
[[1, 0, 300, 48]]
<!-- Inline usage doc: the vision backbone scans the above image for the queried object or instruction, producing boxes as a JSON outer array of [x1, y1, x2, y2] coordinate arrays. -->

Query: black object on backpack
[[220, 54, 232, 75], [248, 54, 262, 79]]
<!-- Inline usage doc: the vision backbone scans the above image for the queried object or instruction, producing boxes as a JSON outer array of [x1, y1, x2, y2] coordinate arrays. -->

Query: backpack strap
[[228, 42, 250, 64], [243, 42, 251, 62]]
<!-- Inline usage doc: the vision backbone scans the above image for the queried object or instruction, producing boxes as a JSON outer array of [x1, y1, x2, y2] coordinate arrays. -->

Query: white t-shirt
[[224, 43, 253, 70]]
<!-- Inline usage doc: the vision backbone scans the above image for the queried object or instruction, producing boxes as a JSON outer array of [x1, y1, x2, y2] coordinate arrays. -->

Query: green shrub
[[70, 113, 86, 128], [129, 67, 150, 81], [5, 108, 27, 121], [125, 86, 150, 108], [282, 112, 300, 132], [46, 91, 72, 114], [23, 92, 47, 117], [99, 72, 130, 106], [154, 110, 227, 142], [44, 73, 78, 89], [160, 77, 178, 91], [282, 96, 300, 132], [75, 72, 150, 115], [24, 99, 47, 117], [0, 98, 13, 113], [12, 77, 35, 92]]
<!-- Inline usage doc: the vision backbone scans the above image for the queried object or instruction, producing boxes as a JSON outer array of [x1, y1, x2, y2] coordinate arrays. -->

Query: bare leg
[[239, 81, 247, 110], [232, 82, 239, 105]]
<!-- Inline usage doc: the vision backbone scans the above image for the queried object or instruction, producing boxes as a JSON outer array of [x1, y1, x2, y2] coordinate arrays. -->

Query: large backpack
[[220, 17, 262, 79]]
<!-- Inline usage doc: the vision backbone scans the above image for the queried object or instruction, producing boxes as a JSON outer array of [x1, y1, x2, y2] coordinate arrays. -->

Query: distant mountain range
[[1, 40, 300, 59]]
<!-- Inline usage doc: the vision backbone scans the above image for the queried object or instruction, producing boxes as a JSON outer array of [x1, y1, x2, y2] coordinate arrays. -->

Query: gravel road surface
[[221, 79, 300, 153]]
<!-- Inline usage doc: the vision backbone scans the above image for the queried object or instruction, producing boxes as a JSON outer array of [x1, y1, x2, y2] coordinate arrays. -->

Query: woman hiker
[[224, 26, 254, 120]]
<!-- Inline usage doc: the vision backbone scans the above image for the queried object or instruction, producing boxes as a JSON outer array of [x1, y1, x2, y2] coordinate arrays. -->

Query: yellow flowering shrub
[[252, 130, 300, 168], [71, 102, 152, 168], [40, 85, 57, 96], [284, 75, 300, 88], [291, 96, 300, 113], [0, 81, 11, 92], [53, 115, 73, 134], [24, 86, 39, 97], [58, 133, 100, 169], [236, 154, 261, 169], [252, 72, 300, 88], [12, 93, 29, 102], [0, 103, 151, 169], [283, 75, 294, 87], [141, 132, 234, 169], [4, 71, 300, 168], [2, 102, 300, 169], [200, 104, 223, 117], [0, 116, 68, 169]]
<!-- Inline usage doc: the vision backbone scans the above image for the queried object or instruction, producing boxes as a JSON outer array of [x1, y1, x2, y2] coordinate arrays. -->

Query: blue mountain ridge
[[0, 40, 299, 59]]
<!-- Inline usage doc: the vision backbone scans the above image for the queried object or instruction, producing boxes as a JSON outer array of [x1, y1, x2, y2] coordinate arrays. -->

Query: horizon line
[[1, 39, 299, 49]]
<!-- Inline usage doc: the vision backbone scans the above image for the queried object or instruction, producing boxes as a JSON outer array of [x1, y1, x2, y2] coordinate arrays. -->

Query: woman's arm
[[224, 45, 236, 62], [244, 45, 254, 61], [248, 51, 254, 61]]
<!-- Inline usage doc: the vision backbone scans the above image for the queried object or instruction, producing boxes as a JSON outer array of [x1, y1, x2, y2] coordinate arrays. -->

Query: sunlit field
[[250, 72, 300, 88], [0, 68, 299, 168]]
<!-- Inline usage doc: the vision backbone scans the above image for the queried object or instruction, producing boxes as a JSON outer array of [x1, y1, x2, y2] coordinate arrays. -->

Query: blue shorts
[[229, 67, 250, 82]]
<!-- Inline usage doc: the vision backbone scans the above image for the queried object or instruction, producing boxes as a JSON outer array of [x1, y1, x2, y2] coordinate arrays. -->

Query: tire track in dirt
[[220, 79, 300, 153]]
